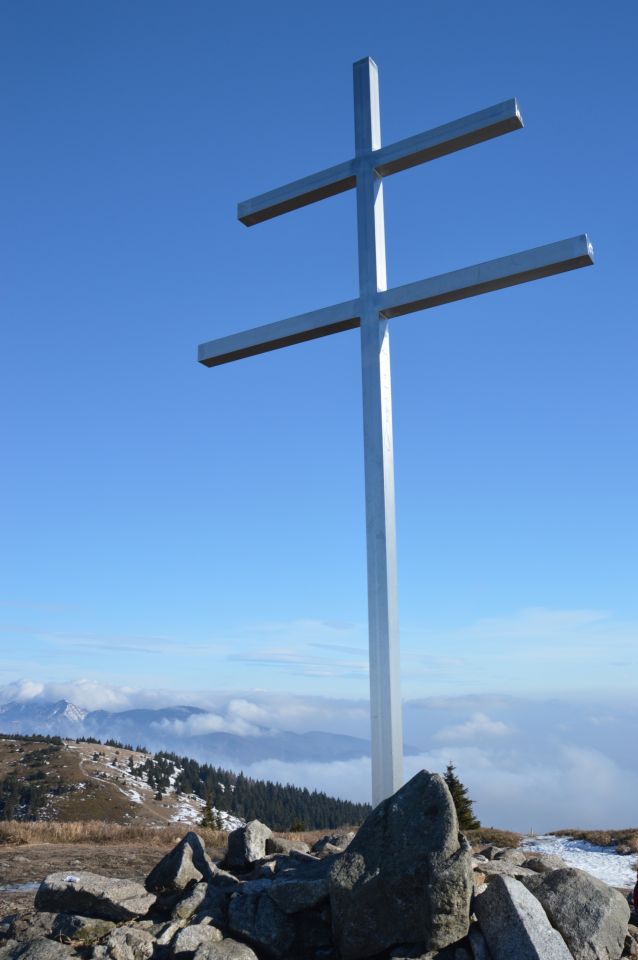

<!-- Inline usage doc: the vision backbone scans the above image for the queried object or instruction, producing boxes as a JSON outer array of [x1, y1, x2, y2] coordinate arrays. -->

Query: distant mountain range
[[0, 698, 394, 767]]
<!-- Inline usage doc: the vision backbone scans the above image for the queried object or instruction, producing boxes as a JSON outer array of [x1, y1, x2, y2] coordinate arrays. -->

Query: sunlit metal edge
[[197, 299, 361, 366], [237, 99, 522, 228], [373, 98, 523, 176], [377, 235, 594, 319], [237, 161, 356, 227]]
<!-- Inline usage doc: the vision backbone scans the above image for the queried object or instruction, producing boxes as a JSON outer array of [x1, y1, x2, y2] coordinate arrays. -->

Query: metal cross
[[198, 58, 593, 807]]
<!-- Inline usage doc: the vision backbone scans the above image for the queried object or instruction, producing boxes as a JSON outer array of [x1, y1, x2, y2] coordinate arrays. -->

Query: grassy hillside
[[0, 733, 370, 832], [0, 735, 186, 825]]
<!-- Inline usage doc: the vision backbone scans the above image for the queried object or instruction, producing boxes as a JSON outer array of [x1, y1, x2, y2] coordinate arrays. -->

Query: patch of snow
[[521, 834, 638, 887], [218, 809, 244, 831], [170, 795, 204, 824], [127, 790, 143, 804]]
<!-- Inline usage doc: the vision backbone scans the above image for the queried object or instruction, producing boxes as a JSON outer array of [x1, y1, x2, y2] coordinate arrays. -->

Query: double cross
[[199, 58, 593, 806]]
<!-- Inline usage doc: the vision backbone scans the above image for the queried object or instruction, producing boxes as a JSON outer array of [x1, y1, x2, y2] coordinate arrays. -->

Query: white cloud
[[243, 743, 638, 833], [433, 712, 511, 742], [0, 678, 137, 711], [0, 678, 371, 736], [0, 679, 46, 702], [152, 712, 262, 738], [3, 674, 638, 831]]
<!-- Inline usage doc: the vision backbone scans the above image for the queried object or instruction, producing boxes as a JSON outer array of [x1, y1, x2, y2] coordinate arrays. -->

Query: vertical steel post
[[353, 58, 403, 806]]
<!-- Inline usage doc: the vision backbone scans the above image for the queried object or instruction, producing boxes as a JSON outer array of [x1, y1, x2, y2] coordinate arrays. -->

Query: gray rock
[[96, 927, 156, 960], [192, 887, 232, 929], [156, 923, 187, 948], [267, 876, 328, 914], [173, 883, 210, 921], [7, 941, 74, 960], [479, 845, 505, 861], [478, 860, 537, 880], [474, 874, 572, 960], [226, 822, 273, 869], [146, 833, 217, 893], [313, 842, 344, 859], [467, 924, 492, 960], [493, 849, 528, 865], [264, 838, 310, 856], [170, 925, 223, 958], [288, 903, 334, 959], [624, 924, 638, 960], [2, 913, 57, 944], [524, 854, 569, 874], [227, 892, 295, 960], [51, 915, 116, 944], [0, 943, 18, 960], [329, 769, 473, 960], [311, 833, 354, 857], [387, 947, 433, 960], [521, 867, 630, 960], [287, 850, 321, 864], [193, 942, 258, 960], [35, 873, 155, 922]]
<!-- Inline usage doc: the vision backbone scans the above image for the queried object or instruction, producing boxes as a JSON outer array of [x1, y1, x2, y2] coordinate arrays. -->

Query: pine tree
[[200, 794, 221, 830], [443, 761, 480, 830]]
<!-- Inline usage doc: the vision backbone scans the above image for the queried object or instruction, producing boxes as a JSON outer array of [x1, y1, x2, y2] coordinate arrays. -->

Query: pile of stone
[[0, 769, 636, 960]]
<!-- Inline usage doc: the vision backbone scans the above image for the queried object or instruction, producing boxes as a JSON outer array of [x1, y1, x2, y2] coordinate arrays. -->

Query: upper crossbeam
[[237, 98, 522, 227], [198, 235, 594, 367]]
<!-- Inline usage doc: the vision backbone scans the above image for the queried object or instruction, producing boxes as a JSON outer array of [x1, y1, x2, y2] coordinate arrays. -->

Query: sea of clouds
[[1, 678, 636, 833]]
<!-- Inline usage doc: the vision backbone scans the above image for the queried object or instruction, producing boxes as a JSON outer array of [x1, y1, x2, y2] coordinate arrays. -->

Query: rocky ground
[[0, 843, 182, 919], [1, 770, 637, 960]]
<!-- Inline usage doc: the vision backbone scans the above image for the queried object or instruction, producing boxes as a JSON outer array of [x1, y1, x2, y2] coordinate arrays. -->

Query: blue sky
[[2, 0, 637, 706]]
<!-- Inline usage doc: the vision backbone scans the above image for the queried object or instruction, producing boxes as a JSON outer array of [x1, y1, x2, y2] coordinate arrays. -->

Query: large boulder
[[1, 942, 74, 960], [191, 888, 232, 930], [146, 833, 217, 893], [170, 924, 224, 959], [51, 914, 116, 944], [92, 926, 156, 960], [35, 873, 155, 922], [477, 860, 537, 881], [264, 838, 310, 856], [311, 833, 355, 858], [173, 884, 212, 921], [624, 925, 638, 960], [328, 769, 473, 960], [227, 892, 295, 959], [524, 854, 569, 874], [467, 923, 492, 960], [266, 875, 328, 914], [2, 914, 57, 944], [521, 867, 630, 960], [493, 849, 528, 865], [474, 874, 572, 960], [193, 942, 258, 960], [226, 822, 272, 869]]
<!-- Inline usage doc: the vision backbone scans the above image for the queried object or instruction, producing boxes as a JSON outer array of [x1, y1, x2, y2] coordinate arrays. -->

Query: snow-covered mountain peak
[[52, 700, 87, 723]]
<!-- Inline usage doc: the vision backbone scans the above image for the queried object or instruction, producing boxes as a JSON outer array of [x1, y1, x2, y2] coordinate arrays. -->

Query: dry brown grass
[[0, 820, 229, 851], [275, 826, 358, 846], [554, 828, 638, 854], [465, 827, 523, 849]]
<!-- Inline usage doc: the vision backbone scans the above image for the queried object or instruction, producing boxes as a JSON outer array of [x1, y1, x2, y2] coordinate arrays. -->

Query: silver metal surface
[[198, 59, 593, 807], [237, 98, 522, 227], [353, 58, 403, 805], [198, 298, 360, 367], [198, 235, 594, 368]]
